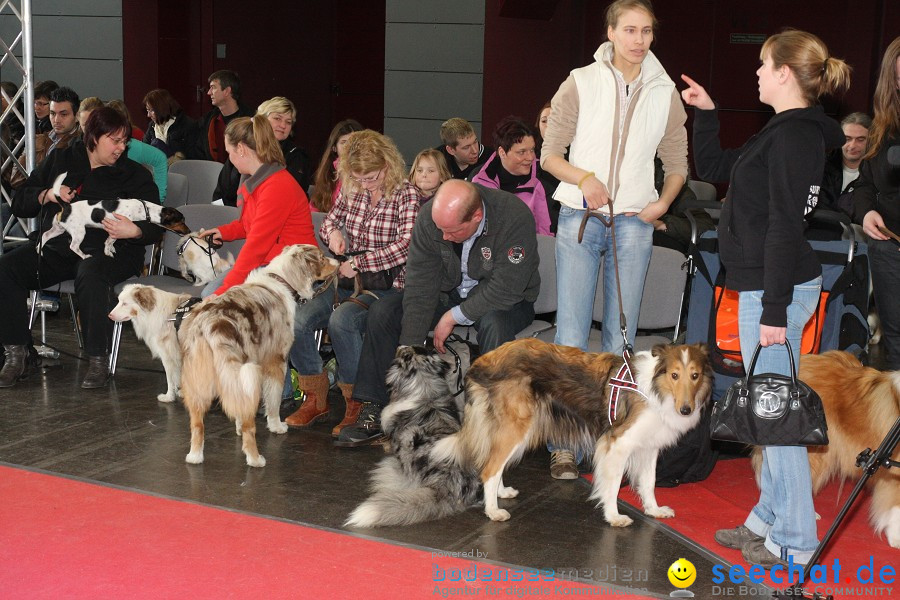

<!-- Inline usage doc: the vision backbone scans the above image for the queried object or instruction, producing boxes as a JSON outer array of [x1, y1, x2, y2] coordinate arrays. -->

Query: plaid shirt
[[320, 180, 422, 289]]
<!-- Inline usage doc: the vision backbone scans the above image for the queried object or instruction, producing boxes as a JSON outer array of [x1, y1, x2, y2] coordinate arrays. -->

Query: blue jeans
[[284, 286, 400, 397], [554, 207, 653, 353], [549, 208, 653, 461], [739, 276, 822, 566], [200, 268, 230, 298]]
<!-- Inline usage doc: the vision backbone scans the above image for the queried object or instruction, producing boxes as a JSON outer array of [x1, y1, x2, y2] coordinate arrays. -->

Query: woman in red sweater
[[199, 115, 316, 297]]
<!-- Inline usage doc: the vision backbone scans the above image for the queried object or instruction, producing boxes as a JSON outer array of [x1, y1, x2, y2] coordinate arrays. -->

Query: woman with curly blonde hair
[[284, 130, 423, 436]]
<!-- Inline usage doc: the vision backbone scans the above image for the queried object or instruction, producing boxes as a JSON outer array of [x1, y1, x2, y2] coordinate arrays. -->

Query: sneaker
[[333, 402, 385, 448], [715, 525, 764, 550], [741, 538, 789, 568], [550, 449, 579, 480]]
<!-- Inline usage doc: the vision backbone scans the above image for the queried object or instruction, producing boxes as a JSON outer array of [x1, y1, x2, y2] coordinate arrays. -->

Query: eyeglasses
[[34, 100, 49, 107], [109, 135, 129, 146], [349, 168, 384, 184]]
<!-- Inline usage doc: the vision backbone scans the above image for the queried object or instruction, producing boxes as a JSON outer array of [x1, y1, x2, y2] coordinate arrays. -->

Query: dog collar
[[267, 273, 302, 303]]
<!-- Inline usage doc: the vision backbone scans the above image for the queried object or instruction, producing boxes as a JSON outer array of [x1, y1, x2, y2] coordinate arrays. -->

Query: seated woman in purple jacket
[[471, 116, 552, 235]]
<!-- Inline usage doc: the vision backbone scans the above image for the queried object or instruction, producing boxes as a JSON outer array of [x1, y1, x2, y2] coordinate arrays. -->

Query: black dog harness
[[169, 297, 202, 333]]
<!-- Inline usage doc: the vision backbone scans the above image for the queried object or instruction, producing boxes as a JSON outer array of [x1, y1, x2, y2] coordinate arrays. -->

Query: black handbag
[[710, 340, 828, 446], [338, 264, 402, 291]]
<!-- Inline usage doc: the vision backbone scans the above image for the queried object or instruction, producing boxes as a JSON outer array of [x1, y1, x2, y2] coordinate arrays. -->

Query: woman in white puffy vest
[[539, 0, 688, 480]]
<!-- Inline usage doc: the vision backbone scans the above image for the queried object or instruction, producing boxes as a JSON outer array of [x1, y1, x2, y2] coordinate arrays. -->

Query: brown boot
[[285, 372, 330, 428], [332, 383, 362, 437]]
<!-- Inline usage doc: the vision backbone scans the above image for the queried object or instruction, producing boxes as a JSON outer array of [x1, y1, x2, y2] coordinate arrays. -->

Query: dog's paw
[[498, 486, 519, 499], [267, 419, 288, 434], [246, 454, 266, 468], [235, 419, 242, 436], [486, 508, 511, 522], [605, 513, 633, 527], [646, 506, 675, 519], [185, 451, 204, 464], [104, 247, 117, 257], [157, 393, 176, 403]]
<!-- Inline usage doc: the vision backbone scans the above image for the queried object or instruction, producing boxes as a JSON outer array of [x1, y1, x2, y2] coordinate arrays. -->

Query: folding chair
[[169, 160, 223, 204]]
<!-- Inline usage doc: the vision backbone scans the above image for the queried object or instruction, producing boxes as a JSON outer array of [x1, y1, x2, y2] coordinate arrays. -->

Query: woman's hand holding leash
[[862, 210, 891, 241], [197, 228, 223, 245], [328, 230, 346, 256], [40, 184, 74, 205], [581, 176, 611, 210], [338, 260, 356, 279], [680, 74, 715, 110]]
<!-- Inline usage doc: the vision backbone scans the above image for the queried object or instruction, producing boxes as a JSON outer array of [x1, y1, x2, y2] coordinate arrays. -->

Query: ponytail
[[761, 29, 850, 106], [224, 115, 285, 166]]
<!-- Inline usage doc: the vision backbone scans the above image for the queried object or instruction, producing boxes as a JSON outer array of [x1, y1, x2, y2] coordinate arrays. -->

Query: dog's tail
[[51, 172, 66, 198], [345, 455, 477, 527]]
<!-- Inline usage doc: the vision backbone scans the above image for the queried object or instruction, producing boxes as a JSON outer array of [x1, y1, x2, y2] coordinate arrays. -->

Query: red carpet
[[616, 458, 899, 598], [0, 465, 655, 600]]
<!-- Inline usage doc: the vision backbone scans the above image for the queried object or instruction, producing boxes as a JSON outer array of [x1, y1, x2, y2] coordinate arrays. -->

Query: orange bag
[[714, 286, 829, 365]]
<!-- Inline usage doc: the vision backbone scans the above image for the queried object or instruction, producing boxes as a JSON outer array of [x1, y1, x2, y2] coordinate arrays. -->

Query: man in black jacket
[[192, 69, 253, 163], [335, 180, 539, 447], [819, 112, 870, 215], [436, 118, 493, 180]]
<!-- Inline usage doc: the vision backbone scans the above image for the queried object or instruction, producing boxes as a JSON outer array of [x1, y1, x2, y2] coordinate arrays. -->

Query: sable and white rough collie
[[348, 338, 712, 528], [449, 339, 713, 526], [179, 244, 338, 467], [41, 172, 190, 258], [752, 351, 900, 548], [346, 346, 482, 528], [109, 284, 191, 403], [177, 233, 234, 286]]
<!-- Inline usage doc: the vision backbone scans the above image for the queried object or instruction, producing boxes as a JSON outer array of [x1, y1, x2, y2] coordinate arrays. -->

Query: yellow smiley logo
[[667, 558, 696, 588]]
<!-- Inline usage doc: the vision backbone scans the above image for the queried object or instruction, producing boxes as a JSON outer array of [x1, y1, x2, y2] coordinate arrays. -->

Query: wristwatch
[[349, 257, 360, 272]]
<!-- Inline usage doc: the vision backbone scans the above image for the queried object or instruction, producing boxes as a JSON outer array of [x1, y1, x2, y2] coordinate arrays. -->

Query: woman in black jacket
[[0, 107, 161, 389], [854, 37, 900, 369], [213, 96, 311, 206], [682, 30, 849, 569], [142, 88, 198, 164]]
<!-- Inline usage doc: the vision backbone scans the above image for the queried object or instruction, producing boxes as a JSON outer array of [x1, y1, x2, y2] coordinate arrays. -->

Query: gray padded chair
[[165, 172, 189, 206], [534, 245, 687, 353], [169, 160, 223, 204]]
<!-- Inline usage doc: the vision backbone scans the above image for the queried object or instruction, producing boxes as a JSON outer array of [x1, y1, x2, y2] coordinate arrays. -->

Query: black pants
[[0, 242, 140, 356], [353, 291, 535, 407], [870, 238, 900, 370]]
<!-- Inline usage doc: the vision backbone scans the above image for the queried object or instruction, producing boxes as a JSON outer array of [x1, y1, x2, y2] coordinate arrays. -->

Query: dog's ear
[[651, 344, 667, 357], [695, 342, 709, 356]]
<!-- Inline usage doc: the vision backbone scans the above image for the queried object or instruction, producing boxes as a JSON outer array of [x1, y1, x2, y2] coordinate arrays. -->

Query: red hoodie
[[215, 164, 316, 294]]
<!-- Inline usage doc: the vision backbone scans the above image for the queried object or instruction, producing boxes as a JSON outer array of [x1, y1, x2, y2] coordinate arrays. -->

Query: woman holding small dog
[[198, 115, 316, 298], [682, 30, 850, 568], [0, 106, 161, 389], [283, 130, 422, 437]]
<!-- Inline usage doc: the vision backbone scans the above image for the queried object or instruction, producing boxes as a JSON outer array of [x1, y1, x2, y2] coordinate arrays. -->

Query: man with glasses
[[9, 87, 81, 189], [32, 80, 59, 135], [336, 179, 539, 447]]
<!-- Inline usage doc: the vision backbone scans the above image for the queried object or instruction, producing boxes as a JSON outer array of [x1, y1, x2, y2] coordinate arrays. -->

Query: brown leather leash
[[577, 199, 634, 359]]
